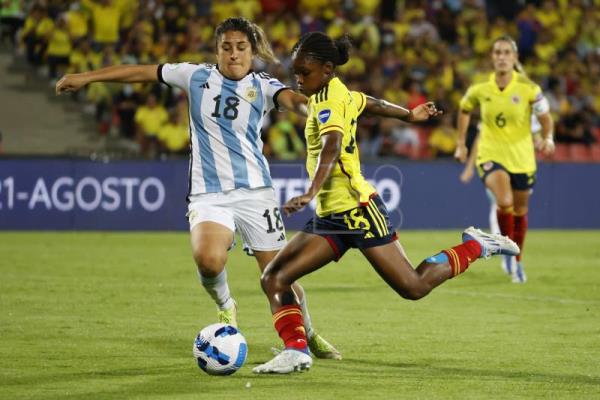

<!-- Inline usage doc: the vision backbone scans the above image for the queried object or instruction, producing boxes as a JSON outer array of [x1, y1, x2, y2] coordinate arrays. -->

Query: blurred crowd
[[1, 0, 599, 160]]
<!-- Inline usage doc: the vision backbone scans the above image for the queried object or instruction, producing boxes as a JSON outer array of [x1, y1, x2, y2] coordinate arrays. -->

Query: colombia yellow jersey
[[460, 71, 542, 173], [305, 77, 376, 216]]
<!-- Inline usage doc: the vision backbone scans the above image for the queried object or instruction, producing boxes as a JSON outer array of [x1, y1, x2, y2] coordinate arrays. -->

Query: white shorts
[[187, 187, 287, 253]]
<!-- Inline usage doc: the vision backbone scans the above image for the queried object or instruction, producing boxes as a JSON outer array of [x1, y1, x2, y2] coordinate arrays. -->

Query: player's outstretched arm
[[55, 64, 159, 95], [276, 89, 309, 117], [362, 95, 441, 122], [454, 110, 471, 163], [282, 131, 342, 215], [537, 112, 555, 156], [460, 134, 479, 184]]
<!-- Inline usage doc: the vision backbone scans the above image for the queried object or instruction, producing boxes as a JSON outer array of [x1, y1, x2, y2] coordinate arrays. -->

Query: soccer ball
[[193, 323, 247, 375]]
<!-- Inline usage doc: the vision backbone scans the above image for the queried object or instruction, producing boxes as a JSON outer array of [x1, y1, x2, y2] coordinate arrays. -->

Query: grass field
[[1, 230, 599, 399]]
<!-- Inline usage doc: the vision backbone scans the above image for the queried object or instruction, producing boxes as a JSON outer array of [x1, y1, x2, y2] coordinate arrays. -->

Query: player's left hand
[[539, 137, 555, 156], [409, 102, 443, 122], [283, 193, 313, 216]]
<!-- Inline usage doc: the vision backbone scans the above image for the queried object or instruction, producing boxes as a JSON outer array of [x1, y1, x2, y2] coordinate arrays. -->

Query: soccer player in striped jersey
[[455, 36, 555, 283], [55, 17, 341, 360], [252, 32, 520, 374]]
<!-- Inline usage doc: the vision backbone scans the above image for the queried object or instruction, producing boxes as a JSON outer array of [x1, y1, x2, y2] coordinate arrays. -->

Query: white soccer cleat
[[252, 349, 313, 374], [462, 227, 520, 259]]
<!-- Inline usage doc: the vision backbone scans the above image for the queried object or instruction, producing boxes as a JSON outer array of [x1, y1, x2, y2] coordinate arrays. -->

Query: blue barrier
[[0, 159, 599, 230]]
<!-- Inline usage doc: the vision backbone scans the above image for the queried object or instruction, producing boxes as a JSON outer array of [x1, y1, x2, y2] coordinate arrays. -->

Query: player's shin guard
[[428, 240, 482, 278], [513, 214, 528, 262], [273, 305, 308, 353], [497, 207, 515, 239]]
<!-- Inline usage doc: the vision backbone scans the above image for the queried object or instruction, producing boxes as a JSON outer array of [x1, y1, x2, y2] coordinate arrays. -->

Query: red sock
[[442, 240, 482, 277], [513, 214, 528, 262], [273, 305, 307, 351], [497, 208, 514, 238]]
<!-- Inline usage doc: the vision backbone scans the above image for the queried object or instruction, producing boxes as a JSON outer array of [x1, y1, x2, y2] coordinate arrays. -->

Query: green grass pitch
[[1, 230, 599, 399]]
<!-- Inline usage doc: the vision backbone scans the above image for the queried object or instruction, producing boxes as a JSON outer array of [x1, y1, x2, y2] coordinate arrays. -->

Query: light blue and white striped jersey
[[158, 63, 287, 197]]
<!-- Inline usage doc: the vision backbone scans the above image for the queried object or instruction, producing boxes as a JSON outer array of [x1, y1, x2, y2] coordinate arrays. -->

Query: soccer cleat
[[252, 349, 313, 374], [512, 261, 527, 284], [217, 300, 238, 328], [501, 255, 515, 276], [462, 227, 520, 259], [307, 332, 342, 360]]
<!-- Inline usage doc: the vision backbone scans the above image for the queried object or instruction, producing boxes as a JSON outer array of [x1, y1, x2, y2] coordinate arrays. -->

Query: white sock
[[299, 295, 315, 338], [199, 269, 233, 311]]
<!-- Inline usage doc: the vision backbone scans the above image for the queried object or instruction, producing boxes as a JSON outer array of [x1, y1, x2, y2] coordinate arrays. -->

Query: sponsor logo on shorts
[[483, 161, 494, 171]]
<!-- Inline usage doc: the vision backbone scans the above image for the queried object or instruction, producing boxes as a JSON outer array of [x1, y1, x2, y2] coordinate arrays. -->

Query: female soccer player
[[454, 35, 555, 283], [55, 17, 341, 360], [252, 32, 519, 374]]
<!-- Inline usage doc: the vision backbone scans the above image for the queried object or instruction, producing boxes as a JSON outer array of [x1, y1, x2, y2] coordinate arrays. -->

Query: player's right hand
[[454, 143, 468, 163], [55, 74, 88, 95]]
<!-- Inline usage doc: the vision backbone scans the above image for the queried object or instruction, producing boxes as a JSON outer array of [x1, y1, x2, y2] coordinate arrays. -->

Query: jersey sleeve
[[158, 63, 203, 90], [350, 91, 367, 115], [313, 98, 345, 136], [459, 85, 479, 112], [529, 84, 550, 115], [260, 76, 289, 112]]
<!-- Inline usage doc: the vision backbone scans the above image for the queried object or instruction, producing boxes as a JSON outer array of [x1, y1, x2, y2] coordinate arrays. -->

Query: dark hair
[[291, 32, 351, 66], [215, 17, 278, 63]]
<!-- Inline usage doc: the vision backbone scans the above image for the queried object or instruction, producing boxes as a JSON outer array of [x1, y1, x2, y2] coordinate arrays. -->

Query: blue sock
[[425, 252, 449, 264]]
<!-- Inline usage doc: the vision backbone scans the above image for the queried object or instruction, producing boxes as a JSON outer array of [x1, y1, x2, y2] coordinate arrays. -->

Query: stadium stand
[[1, 0, 599, 161]]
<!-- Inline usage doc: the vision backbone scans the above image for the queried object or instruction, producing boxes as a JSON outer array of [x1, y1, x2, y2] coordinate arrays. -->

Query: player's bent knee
[[193, 250, 227, 276], [395, 284, 429, 301]]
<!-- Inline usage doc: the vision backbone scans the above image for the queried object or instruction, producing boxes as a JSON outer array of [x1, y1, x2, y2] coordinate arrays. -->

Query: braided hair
[[215, 18, 278, 63], [291, 32, 351, 66]]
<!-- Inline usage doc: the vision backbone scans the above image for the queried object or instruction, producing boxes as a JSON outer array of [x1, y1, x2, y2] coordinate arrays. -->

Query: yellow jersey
[[460, 71, 542, 173], [305, 77, 375, 216]]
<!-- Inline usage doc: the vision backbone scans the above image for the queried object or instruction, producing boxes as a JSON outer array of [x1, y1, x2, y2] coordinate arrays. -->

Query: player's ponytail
[[292, 32, 352, 66], [252, 23, 279, 64], [493, 35, 527, 76], [215, 17, 279, 64]]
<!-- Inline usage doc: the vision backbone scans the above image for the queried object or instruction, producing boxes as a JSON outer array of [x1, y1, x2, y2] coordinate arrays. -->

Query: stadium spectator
[[81, 0, 121, 50], [55, 17, 342, 361], [428, 114, 458, 158], [0, 0, 25, 47], [21, 5, 53, 68], [112, 83, 140, 139], [267, 112, 305, 160], [157, 108, 189, 156], [65, 2, 89, 43], [46, 15, 72, 82], [253, 31, 517, 375], [455, 36, 555, 283], [5, 1, 599, 162], [134, 92, 168, 158]]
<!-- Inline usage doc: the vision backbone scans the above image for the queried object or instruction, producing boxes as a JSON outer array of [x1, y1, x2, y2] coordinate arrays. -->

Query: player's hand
[[282, 193, 313, 216], [454, 143, 468, 163], [55, 73, 89, 95], [539, 137, 555, 156], [460, 166, 474, 184], [408, 102, 442, 122]]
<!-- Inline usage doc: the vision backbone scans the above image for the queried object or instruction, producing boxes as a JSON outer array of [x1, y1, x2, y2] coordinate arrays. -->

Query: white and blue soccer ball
[[193, 323, 247, 375]]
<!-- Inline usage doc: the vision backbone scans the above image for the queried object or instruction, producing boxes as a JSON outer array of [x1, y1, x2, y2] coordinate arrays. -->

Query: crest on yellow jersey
[[511, 95, 521, 104]]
